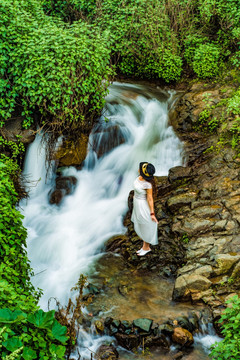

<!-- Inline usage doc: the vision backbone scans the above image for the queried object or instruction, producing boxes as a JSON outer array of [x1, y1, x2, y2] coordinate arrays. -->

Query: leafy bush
[[0, 0, 112, 135], [210, 295, 240, 360], [0, 157, 68, 359], [193, 43, 222, 78]]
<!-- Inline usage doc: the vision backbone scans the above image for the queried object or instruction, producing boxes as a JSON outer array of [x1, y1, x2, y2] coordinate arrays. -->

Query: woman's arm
[[146, 188, 158, 223]]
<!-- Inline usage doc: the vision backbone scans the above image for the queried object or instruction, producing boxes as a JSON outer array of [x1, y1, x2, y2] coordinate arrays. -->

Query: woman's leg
[[142, 241, 151, 251]]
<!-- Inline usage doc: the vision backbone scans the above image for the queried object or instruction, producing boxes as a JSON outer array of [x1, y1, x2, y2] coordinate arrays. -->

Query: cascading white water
[[21, 82, 183, 309], [20, 82, 223, 359]]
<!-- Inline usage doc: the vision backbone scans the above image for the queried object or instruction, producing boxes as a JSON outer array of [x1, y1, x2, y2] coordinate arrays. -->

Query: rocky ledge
[[106, 80, 240, 329]]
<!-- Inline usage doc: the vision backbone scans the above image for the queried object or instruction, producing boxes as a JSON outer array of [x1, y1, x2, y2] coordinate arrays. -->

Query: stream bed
[[21, 82, 221, 359]]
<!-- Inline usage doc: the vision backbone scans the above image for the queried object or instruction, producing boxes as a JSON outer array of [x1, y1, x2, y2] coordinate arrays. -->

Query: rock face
[[105, 80, 240, 320], [2, 117, 36, 144]]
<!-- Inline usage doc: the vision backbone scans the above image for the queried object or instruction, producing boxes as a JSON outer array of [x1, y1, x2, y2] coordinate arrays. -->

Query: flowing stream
[[21, 82, 220, 359]]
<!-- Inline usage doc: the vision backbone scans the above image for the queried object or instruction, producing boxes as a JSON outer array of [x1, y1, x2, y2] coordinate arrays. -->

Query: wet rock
[[55, 176, 77, 194], [121, 320, 132, 330], [55, 134, 88, 167], [158, 323, 174, 336], [96, 344, 119, 360], [173, 274, 212, 301], [167, 192, 197, 212], [214, 254, 240, 275], [87, 283, 101, 295], [91, 124, 128, 158], [172, 327, 194, 347], [133, 318, 153, 333], [49, 189, 64, 205], [172, 352, 184, 360], [175, 316, 196, 333], [95, 320, 104, 333], [49, 175, 77, 205], [105, 235, 129, 253], [112, 320, 121, 329], [144, 333, 169, 349], [114, 333, 139, 350]]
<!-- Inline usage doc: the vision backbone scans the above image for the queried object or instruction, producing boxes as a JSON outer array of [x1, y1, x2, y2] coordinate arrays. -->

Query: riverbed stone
[[214, 254, 240, 275], [114, 333, 139, 350], [173, 274, 212, 301], [172, 327, 194, 347], [96, 344, 119, 360], [133, 318, 153, 333]]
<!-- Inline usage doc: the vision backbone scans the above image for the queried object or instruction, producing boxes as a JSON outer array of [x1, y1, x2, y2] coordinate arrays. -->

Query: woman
[[131, 162, 158, 256]]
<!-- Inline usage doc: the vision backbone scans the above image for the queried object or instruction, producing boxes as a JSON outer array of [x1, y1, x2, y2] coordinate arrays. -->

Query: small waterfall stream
[[21, 82, 220, 359]]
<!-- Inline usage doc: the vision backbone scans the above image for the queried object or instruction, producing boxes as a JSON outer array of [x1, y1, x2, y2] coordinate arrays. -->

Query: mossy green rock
[[133, 318, 153, 333]]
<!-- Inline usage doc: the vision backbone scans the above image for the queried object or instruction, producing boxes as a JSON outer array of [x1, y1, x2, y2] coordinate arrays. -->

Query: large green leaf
[[50, 344, 66, 358], [2, 336, 23, 352], [22, 346, 38, 360], [51, 319, 68, 343], [27, 309, 55, 329], [0, 308, 26, 323]]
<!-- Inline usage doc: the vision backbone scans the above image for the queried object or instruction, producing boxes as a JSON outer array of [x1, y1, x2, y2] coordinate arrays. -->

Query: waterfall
[[21, 82, 183, 308]]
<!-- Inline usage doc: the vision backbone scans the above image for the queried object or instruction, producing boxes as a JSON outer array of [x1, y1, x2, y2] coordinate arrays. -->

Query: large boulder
[[172, 327, 194, 347], [55, 134, 88, 167], [173, 274, 212, 301]]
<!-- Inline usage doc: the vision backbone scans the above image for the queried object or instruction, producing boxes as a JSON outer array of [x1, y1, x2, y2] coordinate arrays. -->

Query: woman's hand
[[151, 214, 158, 223]]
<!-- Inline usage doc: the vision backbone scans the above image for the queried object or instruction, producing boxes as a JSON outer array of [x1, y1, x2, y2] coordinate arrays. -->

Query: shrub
[[0, 156, 68, 359], [193, 43, 222, 78], [0, 0, 112, 136], [210, 295, 240, 360]]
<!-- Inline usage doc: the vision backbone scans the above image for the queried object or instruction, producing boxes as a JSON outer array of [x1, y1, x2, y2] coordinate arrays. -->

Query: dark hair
[[149, 177, 157, 199], [139, 162, 156, 198]]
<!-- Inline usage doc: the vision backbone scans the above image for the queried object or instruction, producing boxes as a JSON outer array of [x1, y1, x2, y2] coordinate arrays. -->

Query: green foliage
[[210, 295, 240, 359], [227, 89, 240, 115], [0, 156, 68, 359], [0, 136, 25, 163], [0, 309, 68, 359], [0, 0, 112, 134], [193, 44, 222, 78], [181, 234, 189, 244], [91, 0, 182, 82]]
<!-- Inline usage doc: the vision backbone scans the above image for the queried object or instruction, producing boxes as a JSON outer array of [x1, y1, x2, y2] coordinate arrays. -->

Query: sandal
[[137, 249, 151, 256]]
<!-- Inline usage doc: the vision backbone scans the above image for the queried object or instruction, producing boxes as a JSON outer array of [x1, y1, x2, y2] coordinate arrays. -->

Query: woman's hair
[[149, 177, 157, 199]]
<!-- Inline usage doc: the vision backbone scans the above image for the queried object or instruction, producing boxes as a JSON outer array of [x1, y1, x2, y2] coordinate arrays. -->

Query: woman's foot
[[136, 248, 143, 254], [137, 249, 151, 256]]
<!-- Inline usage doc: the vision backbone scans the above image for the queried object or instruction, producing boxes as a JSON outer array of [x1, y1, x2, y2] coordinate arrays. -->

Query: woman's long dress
[[131, 177, 158, 245]]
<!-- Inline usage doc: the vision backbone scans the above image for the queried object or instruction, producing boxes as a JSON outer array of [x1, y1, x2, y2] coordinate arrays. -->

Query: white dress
[[131, 177, 158, 245]]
